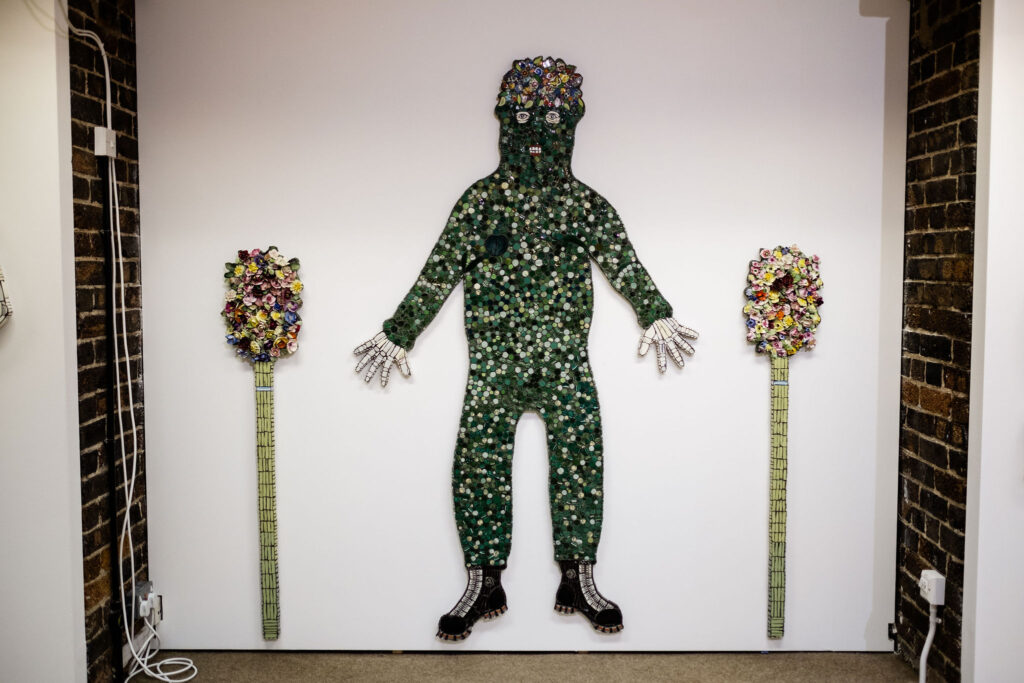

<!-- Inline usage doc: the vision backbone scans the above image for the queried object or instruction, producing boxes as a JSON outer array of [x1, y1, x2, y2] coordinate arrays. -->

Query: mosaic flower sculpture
[[743, 245, 823, 639], [223, 246, 303, 640], [355, 57, 698, 642]]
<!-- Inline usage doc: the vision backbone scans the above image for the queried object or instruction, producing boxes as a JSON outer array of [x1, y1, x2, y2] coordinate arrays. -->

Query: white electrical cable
[[60, 5, 196, 681], [919, 604, 938, 683]]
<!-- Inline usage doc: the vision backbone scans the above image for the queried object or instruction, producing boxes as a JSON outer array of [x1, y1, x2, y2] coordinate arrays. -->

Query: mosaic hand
[[354, 331, 411, 387], [638, 317, 698, 373]]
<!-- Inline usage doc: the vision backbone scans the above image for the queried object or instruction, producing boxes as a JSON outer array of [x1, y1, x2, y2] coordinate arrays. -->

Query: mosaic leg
[[452, 379, 520, 567], [540, 364, 604, 563], [768, 355, 789, 639], [254, 361, 279, 640]]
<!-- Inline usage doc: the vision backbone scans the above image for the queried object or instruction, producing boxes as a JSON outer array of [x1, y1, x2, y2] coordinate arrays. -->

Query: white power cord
[[919, 604, 939, 683], [917, 569, 945, 683], [60, 5, 196, 681]]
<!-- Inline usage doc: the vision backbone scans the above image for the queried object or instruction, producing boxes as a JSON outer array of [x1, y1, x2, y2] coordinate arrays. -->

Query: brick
[[901, 377, 920, 405], [927, 206, 948, 230], [953, 31, 979, 65], [904, 456, 936, 488], [918, 436, 949, 468], [943, 366, 969, 393], [950, 284, 972, 311], [906, 407, 936, 435], [907, 130, 928, 157], [72, 147, 99, 176], [904, 479, 922, 506], [78, 312, 107, 339], [919, 334, 953, 361], [924, 511, 941, 542], [925, 176, 954, 202], [948, 447, 968, 478], [957, 173, 976, 201], [935, 469, 966, 504], [917, 308, 972, 340], [926, 124, 958, 153], [906, 257, 938, 280], [934, 416, 954, 442], [908, 157, 931, 180], [940, 524, 965, 556], [926, 69, 964, 103], [934, 43, 953, 73], [900, 427, 920, 454], [919, 385, 952, 416], [917, 532, 948, 572], [70, 92, 103, 126], [73, 202, 104, 234], [950, 396, 970, 423], [952, 339, 971, 365]]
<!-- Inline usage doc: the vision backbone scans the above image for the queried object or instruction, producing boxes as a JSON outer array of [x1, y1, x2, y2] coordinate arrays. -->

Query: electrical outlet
[[918, 569, 946, 606], [152, 594, 164, 626], [135, 580, 154, 618]]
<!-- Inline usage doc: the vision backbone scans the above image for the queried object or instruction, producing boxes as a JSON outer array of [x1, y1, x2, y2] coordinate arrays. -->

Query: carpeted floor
[[145, 651, 917, 682]]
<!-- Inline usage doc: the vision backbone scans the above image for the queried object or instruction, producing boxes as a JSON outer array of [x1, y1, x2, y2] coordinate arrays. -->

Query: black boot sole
[[436, 604, 508, 641], [553, 603, 624, 633]]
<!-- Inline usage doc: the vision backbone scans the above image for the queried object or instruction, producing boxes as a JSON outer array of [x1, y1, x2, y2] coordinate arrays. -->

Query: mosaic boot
[[436, 566, 507, 641], [554, 560, 623, 633]]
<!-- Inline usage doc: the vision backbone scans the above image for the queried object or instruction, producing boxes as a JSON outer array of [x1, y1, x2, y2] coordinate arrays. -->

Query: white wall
[[0, 2, 86, 681], [137, 0, 907, 651], [963, 2, 1024, 680]]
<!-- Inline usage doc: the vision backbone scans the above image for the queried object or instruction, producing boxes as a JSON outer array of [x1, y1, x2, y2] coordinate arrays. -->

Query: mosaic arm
[[584, 193, 697, 373], [354, 190, 472, 386]]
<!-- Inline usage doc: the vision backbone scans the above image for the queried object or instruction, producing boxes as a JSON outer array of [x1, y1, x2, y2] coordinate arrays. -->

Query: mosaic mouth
[[529, 145, 542, 156]]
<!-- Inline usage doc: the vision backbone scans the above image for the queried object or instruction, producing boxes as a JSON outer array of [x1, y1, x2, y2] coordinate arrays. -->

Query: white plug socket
[[93, 127, 117, 157], [919, 569, 946, 606], [151, 594, 163, 625]]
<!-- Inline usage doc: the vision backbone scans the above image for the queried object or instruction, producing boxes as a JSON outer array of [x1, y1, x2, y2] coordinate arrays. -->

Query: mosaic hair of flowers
[[743, 245, 823, 358], [223, 247, 303, 362], [497, 56, 584, 112]]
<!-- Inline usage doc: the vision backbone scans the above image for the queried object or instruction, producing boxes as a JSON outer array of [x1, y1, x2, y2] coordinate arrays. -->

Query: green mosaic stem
[[768, 354, 789, 639], [254, 361, 280, 640]]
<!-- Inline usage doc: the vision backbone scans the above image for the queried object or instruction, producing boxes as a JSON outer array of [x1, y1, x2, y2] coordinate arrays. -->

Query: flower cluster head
[[497, 56, 584, 113], [223, 247, 302, 363], [743, 245, 823, 358]]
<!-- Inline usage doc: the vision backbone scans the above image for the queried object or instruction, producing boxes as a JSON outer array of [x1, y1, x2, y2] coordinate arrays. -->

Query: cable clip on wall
[[0, 264, 12, 330], [223, 247, 304, 640], [742, 245, 823, 638]]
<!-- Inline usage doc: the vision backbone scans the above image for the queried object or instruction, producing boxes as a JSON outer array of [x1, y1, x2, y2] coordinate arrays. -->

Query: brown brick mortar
[[897, 1, 979, 681], [68, 1, 147, 681]]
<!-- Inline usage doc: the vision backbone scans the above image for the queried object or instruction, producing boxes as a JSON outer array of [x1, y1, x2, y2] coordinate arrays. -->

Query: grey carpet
[[148, 651, 916, 682]]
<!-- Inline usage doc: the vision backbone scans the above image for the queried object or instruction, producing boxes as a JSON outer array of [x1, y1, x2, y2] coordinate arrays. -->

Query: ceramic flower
[[497, 56, 584, 112], [743, 245, 823, 358], [223, 246, 303, 362]]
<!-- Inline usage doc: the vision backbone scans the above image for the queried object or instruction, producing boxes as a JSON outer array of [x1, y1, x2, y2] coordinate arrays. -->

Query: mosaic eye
[[515, 111, 530, 123], [545, 111, 561, 124]]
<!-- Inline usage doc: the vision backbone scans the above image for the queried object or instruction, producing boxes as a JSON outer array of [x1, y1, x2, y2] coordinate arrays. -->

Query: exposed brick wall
[[897, 1, 979, 681], [68, 1, 147, 681]]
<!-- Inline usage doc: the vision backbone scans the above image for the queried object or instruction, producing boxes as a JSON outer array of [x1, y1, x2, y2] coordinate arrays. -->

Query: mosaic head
[[495, 56, 584, 168]]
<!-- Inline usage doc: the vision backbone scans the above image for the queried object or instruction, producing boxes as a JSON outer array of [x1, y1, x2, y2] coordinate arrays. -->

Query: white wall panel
[[0, 2, 85, 679], [138, 0, 907, 651]]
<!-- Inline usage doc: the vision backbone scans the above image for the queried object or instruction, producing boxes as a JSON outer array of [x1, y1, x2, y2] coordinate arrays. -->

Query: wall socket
[[918, 569, 946, 606], [135, 581, 154, 618]]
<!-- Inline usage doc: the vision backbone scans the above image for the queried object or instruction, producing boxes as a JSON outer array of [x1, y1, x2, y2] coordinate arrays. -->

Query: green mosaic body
[[384, 58, 672, 566]]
